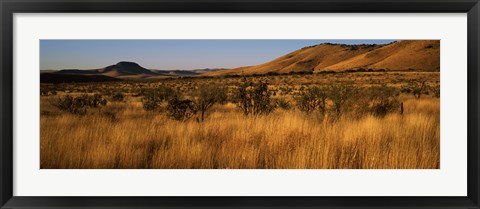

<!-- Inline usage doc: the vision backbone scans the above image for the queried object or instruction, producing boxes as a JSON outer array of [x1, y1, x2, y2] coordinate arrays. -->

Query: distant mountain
[[41, 40, 439, 83], [40, 69, 59, 73], [151, 68, 229, 76], [41, 62, 232, 83], [207, 40, 440, 76], [54, 61, 162, 77], [192, 68, 228, 74], [153, 70, 199, 76], [97, 61, 159, 76], [41, 61, 167, 83]]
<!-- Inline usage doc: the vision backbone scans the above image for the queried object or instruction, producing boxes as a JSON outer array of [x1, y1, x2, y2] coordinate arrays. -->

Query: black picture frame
[[1, 0, 479, 208]]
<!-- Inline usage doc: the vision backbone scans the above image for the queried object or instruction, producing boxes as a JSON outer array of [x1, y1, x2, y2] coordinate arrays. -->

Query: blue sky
[[40, 40, 397, 70]]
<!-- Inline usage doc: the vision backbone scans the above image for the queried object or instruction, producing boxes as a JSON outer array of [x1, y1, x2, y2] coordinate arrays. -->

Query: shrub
[[112, 92, 125, 102], [296, 86, 328, 114], [368, 85, 401, 117], [195, 84, 228, 121], [276, 98, 291, 110], [431, 85, 440, 98], [142, 86, 179, 111], [235, 77, 276, 116], [403, 80, 429, 99], [40, 87, 57, 96], [265, 72, 280, 76], [53, 94, 107, 115], [318, 70, 336, 74], [166, 98, 197, 121], [328, 83, 358, 115]]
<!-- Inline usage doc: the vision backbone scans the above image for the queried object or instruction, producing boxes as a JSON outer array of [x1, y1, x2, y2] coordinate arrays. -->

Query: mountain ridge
[[41, 40, 440, 83], [206, 40, 439, 76]]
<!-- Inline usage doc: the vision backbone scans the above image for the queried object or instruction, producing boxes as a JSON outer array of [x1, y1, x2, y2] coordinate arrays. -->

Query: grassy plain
[[40, 72, 440, 169]]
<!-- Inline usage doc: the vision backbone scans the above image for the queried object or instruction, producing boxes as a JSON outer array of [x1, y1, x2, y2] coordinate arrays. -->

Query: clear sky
[[40, 40, 397, 70]]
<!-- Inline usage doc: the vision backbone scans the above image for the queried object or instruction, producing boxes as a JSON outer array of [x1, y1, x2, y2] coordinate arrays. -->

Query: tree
[[235, 77, 276, 116], [141, 86, 179, 111], [166, 98, 197, 121], [195, 85, 228, 122], [296, 86, 328, 114], [328, 83, 358, 115], [53, 94, 107, 115], [368, 84, 401, 117], [404, 80, 429, 99]]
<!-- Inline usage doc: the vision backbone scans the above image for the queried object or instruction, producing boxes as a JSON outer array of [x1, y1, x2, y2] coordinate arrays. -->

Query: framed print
[[1, 0, 479, 208]]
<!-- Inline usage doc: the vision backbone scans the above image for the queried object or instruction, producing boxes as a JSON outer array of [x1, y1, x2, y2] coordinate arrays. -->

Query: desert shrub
[[265, 72, 280, 76], [194, 84, 228, 121], [167, 98, 197, 121], [53, 94, 107, 115], [327, 83, 359, 115], [276, 98, 291, 110], [318, 70, 336, 74], [103, 111, 118, 122], [112, 92, 125, 102], [296, 86, 328, 114], [278, 86, 293, 95], [431, 85, 440, 98], [235, 77, 276, 116], [142, 98, 160, 111], [41, 89, 57, 96], [368, 85, 401, 117], [142, 86, 179, 111], [40, 87, 57, 96], [40, 88, 49, 96], [402, 80, 429, 98]]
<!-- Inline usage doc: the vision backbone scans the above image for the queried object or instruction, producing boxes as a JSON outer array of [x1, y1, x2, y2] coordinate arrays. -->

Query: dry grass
[[40, 96, 439, 169]]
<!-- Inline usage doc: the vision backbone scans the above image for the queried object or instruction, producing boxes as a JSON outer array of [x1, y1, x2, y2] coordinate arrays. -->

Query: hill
[[207, 40, 439, 76], [51, 61, 169, 80], [96, 61, 159, 77], [152, 68, 229, 76]]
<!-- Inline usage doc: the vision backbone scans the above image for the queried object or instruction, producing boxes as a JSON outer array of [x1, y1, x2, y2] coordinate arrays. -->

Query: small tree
[[235, 77, 276, 116], [296, 86, 328, 114], [53, 94, 107, 115], [404, 80, 429, 99], [142, 86, 179, 111], [368, 85, 401, 117], [195, 85, 228, 122], [276, 98, 291, 110], [431, 84, 440, 98], [166, 98, 197, 121], [328, 83, 358, 115], [112, 92, 125, 102]]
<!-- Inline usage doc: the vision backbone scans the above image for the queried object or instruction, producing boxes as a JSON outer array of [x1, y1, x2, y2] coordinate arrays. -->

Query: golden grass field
[[40, 72, 440, 169]]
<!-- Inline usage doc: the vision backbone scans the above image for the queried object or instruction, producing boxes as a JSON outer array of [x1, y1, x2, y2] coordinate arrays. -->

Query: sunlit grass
[[40, 97, 439, 169]]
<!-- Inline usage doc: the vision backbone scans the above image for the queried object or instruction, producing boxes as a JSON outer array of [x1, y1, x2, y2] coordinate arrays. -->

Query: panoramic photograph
[[40, 40, 440, 169]]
